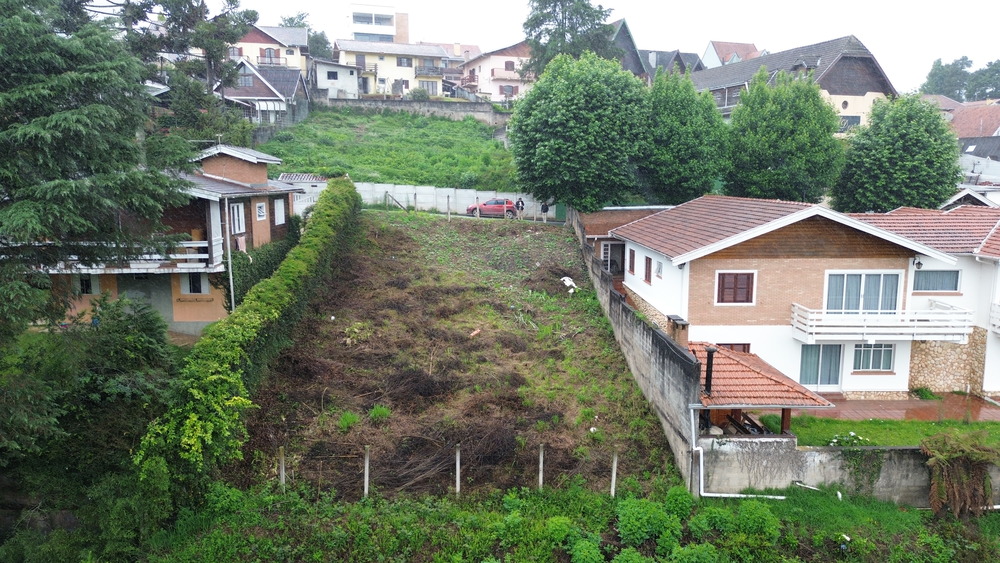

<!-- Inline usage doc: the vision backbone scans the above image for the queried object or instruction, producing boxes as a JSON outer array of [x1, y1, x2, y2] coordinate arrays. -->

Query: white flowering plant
[[828, 431, 875, 447]]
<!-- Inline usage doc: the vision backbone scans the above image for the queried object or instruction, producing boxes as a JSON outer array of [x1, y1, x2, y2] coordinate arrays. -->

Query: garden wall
[[320, 99, 511, 128], [568, 209, 701, 488], [699, 437, 1000, 507], [353, 183, 557, 220]]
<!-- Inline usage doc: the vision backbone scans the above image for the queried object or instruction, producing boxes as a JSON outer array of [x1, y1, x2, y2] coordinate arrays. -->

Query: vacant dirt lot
[[232, 212, 675, 500]]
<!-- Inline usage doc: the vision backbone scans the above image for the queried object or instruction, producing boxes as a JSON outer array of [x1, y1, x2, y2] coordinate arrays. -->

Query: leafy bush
[[570, 539, 604, 563], [654, 515, 683, 558], [688, 506, 735, 541], [409, 88, 430, 101], [735, 500, 781, 546], [664, 485, 694, 520], [612, 546, 653, 562], [368, 404, 391, 423], [912, 386, 942, 400], [616, 497, 668, 547], [670, 543, 719, 562]]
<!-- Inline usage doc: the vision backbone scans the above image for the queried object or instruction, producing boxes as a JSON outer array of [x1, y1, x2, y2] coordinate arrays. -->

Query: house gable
[[707, 216, 913, 259]]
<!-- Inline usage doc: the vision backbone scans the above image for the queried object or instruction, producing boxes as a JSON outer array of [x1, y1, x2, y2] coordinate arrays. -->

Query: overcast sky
[[231, 0, 996, 94]]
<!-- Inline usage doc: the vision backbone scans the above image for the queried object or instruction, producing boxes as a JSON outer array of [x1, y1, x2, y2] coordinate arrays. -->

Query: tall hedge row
[[135, 179, 361, 498]]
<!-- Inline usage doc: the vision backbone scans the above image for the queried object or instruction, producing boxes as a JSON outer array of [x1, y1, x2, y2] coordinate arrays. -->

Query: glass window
[[397, 57, 412, 67], [827, 273, 898, 313], [655, 261, 663, 278], [628, 249, 635, 274], [717, 272, 754, 304], [353, 12, 373, 24], [327, 71, 338, 80], [182, 273, 208, 295], [853, 343, 894, 371], [256, 202, 267, 221], [800, 344, 842, 385], [374, 14, 393, 25], [274, 199, 286, 226], [914, 270, 960, 291], [79, 274, 99, 295], [644, 257, 652, 283], [229, 203, 245, 234]]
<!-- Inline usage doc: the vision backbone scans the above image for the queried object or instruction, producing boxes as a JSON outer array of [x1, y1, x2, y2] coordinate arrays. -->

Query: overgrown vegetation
[[922, 429, 1000, 518], [258, 107, 517, 191]]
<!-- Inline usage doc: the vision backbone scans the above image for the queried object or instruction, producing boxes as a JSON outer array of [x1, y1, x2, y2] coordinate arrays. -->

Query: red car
[[467, 198, 516, 218]]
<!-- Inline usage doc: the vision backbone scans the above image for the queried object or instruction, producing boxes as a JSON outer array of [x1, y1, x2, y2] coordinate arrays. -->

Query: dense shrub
[[616, 497, 669, 547], [688, 506, 736, 541], [570, 539, 604, 563], [664, 485, 695, 520]]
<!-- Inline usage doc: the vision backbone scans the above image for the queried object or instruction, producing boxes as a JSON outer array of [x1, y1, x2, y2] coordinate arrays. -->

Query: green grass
[[760, 413, 1000, 446], [258, 107, 516, 191]]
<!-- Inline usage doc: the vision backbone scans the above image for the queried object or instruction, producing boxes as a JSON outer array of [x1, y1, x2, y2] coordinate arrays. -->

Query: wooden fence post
[[611, 451, 619, 497], [455, 443, 462, 498]]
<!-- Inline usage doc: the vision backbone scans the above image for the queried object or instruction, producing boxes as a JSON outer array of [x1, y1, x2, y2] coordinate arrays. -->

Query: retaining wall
[[354, 183, 555, 220]]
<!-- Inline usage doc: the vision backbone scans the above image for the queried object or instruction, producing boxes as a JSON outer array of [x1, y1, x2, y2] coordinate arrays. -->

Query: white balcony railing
[[791, 300, 973, 344], [45, 238, 224, 273], [991, 302, 1000, 334]]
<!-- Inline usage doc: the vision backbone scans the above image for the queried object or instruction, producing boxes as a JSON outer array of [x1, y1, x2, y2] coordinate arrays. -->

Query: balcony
[[491, 68, 534, 81], [991, 302, 1000, 334], [46, 239, 224, 274], [461, 75, 478, 87], [791, 301, 973, 344], [415, 66, 443, 77], [257, 56, 287, 66], [348, 61, 379, 73]]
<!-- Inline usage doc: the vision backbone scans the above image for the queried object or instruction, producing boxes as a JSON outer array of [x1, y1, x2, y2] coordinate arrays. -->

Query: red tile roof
[[851, 206, 1000, 258], [709, 41, 761, 63], [609, 195, 811, 258], [949, 104, 1000, 138], [688, 342, 834, 409], [579, 208, 667, 238]]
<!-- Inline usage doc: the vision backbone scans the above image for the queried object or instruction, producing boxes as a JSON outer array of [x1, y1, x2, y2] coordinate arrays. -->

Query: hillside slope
[[229, 211, 677, 499]]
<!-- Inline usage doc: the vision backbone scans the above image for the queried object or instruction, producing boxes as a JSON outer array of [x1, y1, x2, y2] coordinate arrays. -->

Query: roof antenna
[[215, 133, 223, 146]]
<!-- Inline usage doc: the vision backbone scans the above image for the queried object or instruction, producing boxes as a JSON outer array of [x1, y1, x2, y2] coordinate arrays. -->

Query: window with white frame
[[229, 202, 246, 234], [914, 270, 960, 292], [397, 57, 413, 67], [182, 273, 209, 295], [274, 198, 286, 226], [826, 272, 898, 313], [255, 202, 267, 221], [853, 343, 894, 371], [716, 271, 755, 304], [418, 80, 438, 96], [655, 261, 663, 278]]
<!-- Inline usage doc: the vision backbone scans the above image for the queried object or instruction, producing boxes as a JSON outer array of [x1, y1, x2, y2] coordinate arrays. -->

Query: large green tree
[[522, 0, 621, 76], [966, 60, 1000, 102], [639, 69, 728, 204], [0, 0, 190, 346], [831, 95, 960, 213], [724, 68, 843, 202], [920, 57, 972, 101], [509, 52, 645, 212]]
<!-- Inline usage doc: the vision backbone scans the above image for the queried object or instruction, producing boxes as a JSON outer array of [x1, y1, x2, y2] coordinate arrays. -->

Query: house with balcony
[[609, 195, 989, 398], [333, 39, 447, 96], [689, 35, 896, 129], [459, 41, 534, 101], [48, 145, 302, 335], [230, 25, 309, 75], [218, 60, 310, 126]]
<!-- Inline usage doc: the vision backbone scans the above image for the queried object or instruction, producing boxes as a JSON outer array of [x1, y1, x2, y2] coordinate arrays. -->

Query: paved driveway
[[792, 393, 1000, 422]]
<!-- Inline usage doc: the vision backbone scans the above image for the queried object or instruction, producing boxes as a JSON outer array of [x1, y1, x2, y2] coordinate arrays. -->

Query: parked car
[[467, 198, 516, 218]]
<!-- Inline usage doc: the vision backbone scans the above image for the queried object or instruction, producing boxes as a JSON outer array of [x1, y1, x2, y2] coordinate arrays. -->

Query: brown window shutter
[[513, 86, 519, 95]]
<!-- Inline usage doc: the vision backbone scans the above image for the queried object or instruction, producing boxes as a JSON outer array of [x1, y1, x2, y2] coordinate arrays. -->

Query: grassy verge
[[760, 413, 1000, 446]]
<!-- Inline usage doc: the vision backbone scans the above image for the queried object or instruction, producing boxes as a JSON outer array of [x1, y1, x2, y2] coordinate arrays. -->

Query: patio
[[791, 393, 1000, 422]]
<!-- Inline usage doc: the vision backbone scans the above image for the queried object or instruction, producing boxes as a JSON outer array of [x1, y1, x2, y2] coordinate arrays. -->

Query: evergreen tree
[[522, 0, 621, 76], [640, 69, 728, 204], [0, 0, 190, 345], [832, 95, 960, 213], [724, 68, 843, 202], [966, 60, 1000, 102], [509, 52, 645, 212]]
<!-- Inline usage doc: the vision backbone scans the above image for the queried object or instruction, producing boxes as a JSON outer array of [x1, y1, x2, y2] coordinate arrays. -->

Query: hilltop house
[[608, 195, 1000, 398], [459, 41, 534, 101], [333, 39, 448, 97], [689, 35, 896, 128], [231, 25, 309, 76], [217, 60, 310, 127], [49, 145, 302, 335]]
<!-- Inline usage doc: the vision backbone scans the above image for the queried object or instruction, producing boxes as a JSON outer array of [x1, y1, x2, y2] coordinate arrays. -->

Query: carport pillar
[[780, 408, 792, 434]]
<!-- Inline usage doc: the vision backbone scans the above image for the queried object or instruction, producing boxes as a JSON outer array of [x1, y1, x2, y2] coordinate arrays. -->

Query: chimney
[[704, 345, 717, 395], [667, 315, 688, 347]]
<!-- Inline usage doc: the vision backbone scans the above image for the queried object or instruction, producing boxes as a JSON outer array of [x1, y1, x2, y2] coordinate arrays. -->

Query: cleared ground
[[227, 211, 677, 499]]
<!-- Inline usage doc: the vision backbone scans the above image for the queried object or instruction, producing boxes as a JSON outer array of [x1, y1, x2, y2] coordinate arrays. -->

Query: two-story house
[[689, 35, 896, 129], [218, 60, 310, 127], [231, 25, 309, 75], [49, 145, 302, 335], [460, 41, 534, 101], [333, 39, 447, 97], [609, 195, 989, 398]]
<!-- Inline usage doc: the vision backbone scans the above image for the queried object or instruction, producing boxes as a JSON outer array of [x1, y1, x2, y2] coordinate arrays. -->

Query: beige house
[[690, 35, 896, 130], [333, 39, 448, 96]]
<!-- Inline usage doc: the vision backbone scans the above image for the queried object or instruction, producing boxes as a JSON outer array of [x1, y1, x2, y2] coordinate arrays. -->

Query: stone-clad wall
[[910, 327, 987, 394]]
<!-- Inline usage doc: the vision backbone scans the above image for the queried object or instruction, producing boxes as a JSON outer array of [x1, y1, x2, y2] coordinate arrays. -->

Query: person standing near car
[[515, 197, 525, 219]]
